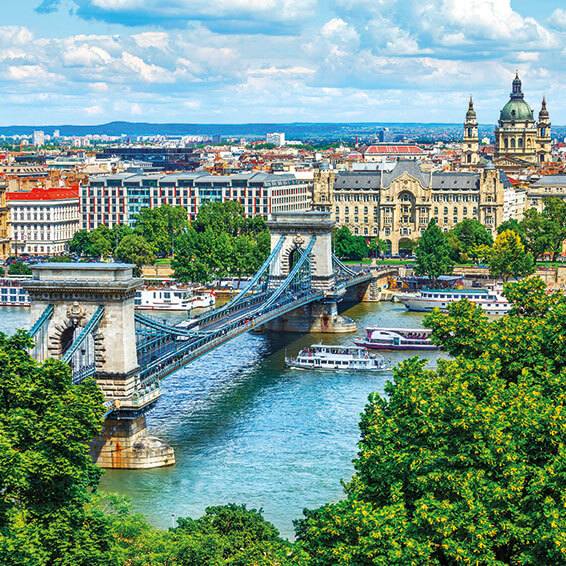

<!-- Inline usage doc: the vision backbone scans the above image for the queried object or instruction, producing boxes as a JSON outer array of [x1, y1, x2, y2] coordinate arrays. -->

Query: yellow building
[[0, 181, 10, 259], [316, 160, 507, 255]]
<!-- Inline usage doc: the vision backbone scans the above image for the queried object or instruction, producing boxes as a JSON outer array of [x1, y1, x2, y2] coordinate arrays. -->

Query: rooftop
[[6, 187, 79, 201]]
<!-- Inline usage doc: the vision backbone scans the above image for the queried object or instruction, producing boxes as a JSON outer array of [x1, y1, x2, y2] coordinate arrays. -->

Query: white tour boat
[[286, 344, 390, 372], [135, 286, 215, 312], [355, 327, 438, 351], [0, 277, 30, 307], [398, 288, 510, 315]]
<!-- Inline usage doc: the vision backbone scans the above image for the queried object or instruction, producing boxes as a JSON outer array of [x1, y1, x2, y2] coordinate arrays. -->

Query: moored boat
[[398, 288, 510, 315], [135, 286, 215, 312], [355, 327, 438, 351], [285, 344, 390, 372]]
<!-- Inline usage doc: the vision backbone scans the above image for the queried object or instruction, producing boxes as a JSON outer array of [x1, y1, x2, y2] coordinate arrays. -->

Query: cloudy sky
[[1, 0, 564, 125]]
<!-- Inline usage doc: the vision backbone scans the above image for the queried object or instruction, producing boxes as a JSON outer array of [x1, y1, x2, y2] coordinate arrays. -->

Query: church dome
[[499, 72, 534, 122], [499, 99, 534, 122]]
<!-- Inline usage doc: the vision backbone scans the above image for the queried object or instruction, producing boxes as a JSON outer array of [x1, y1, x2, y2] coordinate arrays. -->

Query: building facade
[[0, 181, 10, 259], [319, 160, 510, 254], [526, 175, 566, 212], [7, 187, 80, 256], [81, 172, 311, 230]]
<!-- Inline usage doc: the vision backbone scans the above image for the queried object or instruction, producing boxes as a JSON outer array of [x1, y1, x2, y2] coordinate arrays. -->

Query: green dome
[[500, 98, 534, 122]]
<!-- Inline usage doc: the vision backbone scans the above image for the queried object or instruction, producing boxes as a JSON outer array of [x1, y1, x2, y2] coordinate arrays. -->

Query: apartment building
[[81, 172, 312, 230]]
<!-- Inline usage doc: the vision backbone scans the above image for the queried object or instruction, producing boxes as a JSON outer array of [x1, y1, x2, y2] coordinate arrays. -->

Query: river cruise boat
[[135, 286, 215, 312], [398, 288, 510, 315], [0, 278, 30, 307], [355, 327, 437, 351], [286, 344, 390, 372]]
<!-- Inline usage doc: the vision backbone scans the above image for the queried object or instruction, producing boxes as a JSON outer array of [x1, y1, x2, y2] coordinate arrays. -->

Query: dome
[[500, 98, 534, 122]]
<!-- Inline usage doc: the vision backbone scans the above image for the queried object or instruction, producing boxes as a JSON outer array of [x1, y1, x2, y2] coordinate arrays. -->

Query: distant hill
[[1, 121, 563, 141], [0, 121, 468, 138]]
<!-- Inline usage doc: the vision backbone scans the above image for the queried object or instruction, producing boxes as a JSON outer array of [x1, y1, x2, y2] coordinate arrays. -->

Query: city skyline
[[0, 1, 565, 125]]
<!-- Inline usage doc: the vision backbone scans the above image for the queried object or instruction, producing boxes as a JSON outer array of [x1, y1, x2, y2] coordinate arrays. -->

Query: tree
[[0, 331, 116, 565], [497, 218, 526, 242], [7, 261, 32, 276], [521, 209, 555, 261], [193, 201, 245, 237], [296, 279, 565, 564], [114, 234, 156, 276], [542, 197, 566, 260], [414, 219, 454, 283], [488, 229, 535, 281], [449, 219, 493, 262], [134, 205, 189, 257], [368, 238, 388, 259], [334, 226, 369, 260]]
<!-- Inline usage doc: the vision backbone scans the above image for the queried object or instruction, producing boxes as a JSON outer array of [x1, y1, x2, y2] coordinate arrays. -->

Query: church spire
[[539, 96, 550, 122], [466, 96, 477, 122], [511, 71, 524, 99]]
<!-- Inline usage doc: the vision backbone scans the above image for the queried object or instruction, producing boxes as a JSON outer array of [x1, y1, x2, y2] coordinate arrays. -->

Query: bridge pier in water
[[25, 264, 175, 469]]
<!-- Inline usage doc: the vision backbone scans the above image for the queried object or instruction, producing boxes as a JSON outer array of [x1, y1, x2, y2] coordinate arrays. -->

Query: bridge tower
[[25, 263, 175, 469], [266, 210, 356, 333]]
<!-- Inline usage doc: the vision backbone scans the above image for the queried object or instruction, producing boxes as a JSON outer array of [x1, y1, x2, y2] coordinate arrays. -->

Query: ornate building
[[316, 160, 509, 255], [494, 73, 551, 169], [463, 73, 551, 172], [462, 97, 479, 168]]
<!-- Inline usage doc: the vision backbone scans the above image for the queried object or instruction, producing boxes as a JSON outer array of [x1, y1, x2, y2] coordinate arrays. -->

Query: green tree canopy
[[0, 331, 115, 565], [414, 219, 454, 282], [134, 205, 189, 257], [114, 234, 156, 277], [333, 226, 369, 261], [193, 201, 245, 237], [488, 229, 535, 281], [449, 218, 493, 262], [7, 261, 32, 276], [296, 278, 565, 564]]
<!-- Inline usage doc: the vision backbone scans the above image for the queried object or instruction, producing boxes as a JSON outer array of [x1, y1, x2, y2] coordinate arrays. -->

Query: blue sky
[[0, 0, 564, 125]]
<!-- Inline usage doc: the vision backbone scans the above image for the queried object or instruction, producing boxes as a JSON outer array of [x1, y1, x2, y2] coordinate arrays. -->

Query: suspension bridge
[[24, 210, 395, 469]]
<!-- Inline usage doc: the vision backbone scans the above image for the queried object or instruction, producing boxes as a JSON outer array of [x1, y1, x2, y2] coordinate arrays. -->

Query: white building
[[7, 187, 80, 256], [503, 185, 527, 221], [32, 130, 45, 147], [266, 132, 286, 147]]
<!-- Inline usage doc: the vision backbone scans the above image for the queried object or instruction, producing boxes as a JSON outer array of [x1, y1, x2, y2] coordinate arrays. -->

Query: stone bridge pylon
[[265, 210, 357, 333], [24, 264, 175, 469]]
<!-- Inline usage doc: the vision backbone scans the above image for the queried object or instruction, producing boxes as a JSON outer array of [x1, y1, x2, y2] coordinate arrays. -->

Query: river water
[[0, 302, 440, 538]]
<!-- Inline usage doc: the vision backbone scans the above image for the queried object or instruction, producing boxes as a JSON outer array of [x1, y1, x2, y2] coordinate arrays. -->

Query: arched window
[[518, 138, 523, 148], [504, 138, 508, 149], [510, 138, 516, 148], [467, 128, 472, 137]]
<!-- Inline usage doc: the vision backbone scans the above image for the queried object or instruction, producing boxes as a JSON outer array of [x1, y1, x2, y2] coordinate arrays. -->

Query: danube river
[[0, 301, 440, 538]]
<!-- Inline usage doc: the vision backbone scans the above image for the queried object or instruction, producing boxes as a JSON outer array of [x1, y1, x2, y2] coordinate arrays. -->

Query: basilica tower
[[462, 96, 479, 167], [536, 97, 551, 164]]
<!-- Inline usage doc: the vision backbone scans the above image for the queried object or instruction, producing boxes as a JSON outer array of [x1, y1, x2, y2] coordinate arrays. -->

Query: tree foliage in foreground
[[296, 278, 565, 565], [333, 226, 369, 261], [0, 331, 113, 565]]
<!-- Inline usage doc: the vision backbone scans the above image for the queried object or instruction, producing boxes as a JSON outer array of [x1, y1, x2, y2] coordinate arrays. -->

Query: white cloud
[[549, 8, 566, 31], [120, 51, 174, 83], [84, 104, 103, 115], [132, 32, 170, 51]]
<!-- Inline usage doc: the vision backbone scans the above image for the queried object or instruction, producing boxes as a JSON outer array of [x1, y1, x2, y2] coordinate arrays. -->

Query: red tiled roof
[[7, 187, 79, 201], [364, 145, 424, 155]]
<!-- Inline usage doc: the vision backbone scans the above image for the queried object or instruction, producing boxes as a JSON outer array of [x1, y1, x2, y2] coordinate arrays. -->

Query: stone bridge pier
[[25, 263, 174, 469], [265, 211, 356, 333]]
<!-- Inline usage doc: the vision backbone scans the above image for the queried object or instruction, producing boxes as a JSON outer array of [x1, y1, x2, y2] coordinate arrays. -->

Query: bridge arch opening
[[288, 247, 302, 272], [60, 325, 76, 356]]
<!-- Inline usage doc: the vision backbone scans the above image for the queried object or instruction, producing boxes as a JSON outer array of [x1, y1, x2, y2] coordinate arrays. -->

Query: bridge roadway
[[136, 270, 374, 387]]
